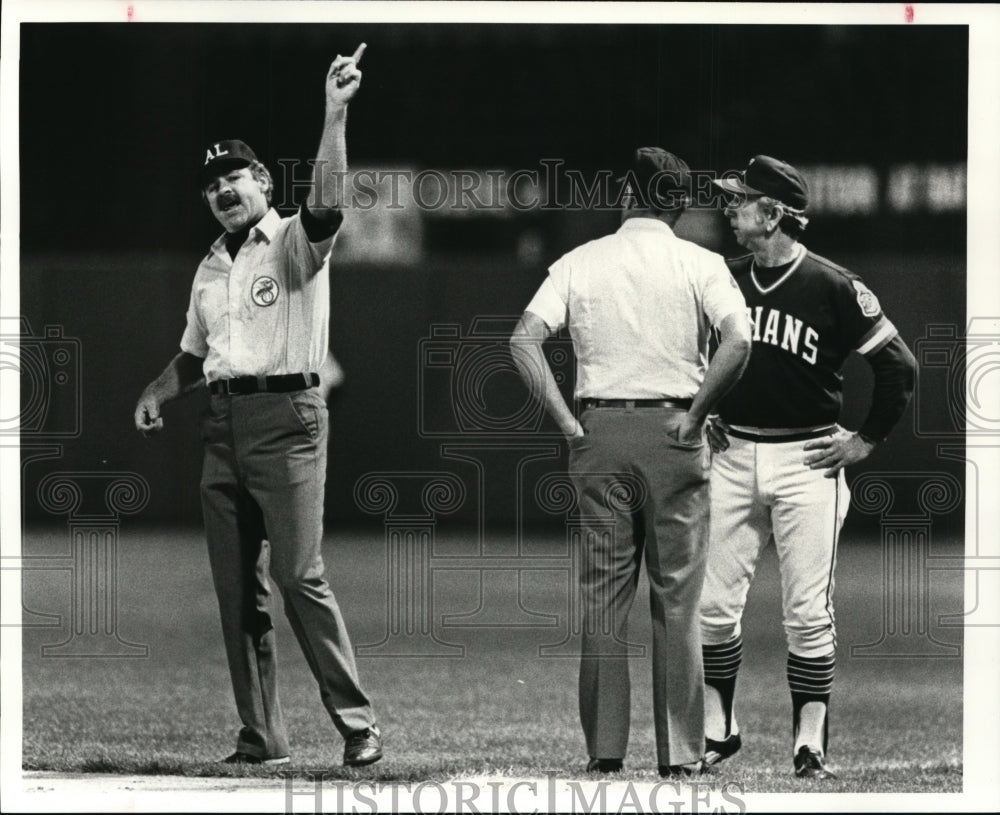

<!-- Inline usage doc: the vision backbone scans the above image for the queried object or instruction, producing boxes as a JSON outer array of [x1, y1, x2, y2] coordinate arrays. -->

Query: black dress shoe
[[586, 757, 623, 773], [704, 733, 742, 767], [221, 751, 290, 766], [344, 725, 383, 767], [793, 745, 837, 779], [658, 759, 707, 778]]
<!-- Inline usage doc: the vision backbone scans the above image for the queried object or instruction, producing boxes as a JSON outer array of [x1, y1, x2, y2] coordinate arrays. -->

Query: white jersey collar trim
[[751, 243, 806, 295], [210, 208, 281, 260], [252, 208, 281, 242]]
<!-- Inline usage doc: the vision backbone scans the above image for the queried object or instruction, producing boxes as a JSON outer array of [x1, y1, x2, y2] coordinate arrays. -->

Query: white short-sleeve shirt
[[525, 217, 745, 399], [180, 208, 337, 382]]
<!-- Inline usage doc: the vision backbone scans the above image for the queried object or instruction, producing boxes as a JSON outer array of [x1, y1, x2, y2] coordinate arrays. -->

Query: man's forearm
[[308, 108, 348, 215], [858, 335, 916, 443], [689, 314, 752, 423], [142, 352, 205, 404], [511, 315, 578, 436]]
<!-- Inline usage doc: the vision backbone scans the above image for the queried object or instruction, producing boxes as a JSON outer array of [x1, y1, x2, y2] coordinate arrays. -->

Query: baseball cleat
[[704, 732, 742, 767], [793, 745, 837, 779], [586, 758, 623, 773], [221, 751, 290, 766], [658, 759, 709, 779], [343, 724, 383, 767]]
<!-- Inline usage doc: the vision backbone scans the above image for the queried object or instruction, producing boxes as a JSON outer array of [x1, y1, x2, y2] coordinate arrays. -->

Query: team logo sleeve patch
[[252, 276, 280, 307], [851, 280, 881, 317]]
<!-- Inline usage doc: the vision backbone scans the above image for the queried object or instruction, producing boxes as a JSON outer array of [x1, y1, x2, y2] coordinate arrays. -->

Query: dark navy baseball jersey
[[717, 247, 898, 429]]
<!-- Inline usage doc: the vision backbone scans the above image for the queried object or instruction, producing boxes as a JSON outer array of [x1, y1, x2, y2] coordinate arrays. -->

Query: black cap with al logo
[[200, 139, 259, 185]]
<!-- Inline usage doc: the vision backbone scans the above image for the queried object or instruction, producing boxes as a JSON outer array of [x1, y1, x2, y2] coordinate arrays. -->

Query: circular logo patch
[[252, 276, 279, 307]]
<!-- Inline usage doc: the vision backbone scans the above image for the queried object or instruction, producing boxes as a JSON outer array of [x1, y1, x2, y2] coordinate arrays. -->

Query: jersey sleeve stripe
[[856, 318, 898, 356]]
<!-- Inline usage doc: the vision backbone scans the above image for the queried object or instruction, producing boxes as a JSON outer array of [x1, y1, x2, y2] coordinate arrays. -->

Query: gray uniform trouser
[[200, 389, 373, 760], [568, 406, 709, 767]]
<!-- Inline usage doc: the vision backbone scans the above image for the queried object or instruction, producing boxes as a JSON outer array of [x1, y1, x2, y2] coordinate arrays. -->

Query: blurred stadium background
[[17, 22, 966, 532], [14, 22, 969, 790]]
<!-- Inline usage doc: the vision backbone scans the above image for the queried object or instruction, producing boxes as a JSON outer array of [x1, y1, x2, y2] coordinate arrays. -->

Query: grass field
[[19, 526, 963, 795]]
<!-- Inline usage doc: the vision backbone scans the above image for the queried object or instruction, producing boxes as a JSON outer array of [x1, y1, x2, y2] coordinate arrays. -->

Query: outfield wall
[[18, 242, 966, 533]]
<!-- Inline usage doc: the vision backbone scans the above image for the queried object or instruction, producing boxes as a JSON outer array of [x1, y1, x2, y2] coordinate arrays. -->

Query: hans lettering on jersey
[[748, 305, 819, 365]]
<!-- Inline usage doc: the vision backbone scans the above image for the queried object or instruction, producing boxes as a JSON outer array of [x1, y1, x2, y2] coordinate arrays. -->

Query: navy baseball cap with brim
[[200, 139, 258, 185], [617, 146, 692, 208], [713, 155, 809, 211]]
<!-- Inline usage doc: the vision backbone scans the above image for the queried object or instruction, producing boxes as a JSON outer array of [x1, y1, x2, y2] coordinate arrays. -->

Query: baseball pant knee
[[700, 610, 742, 646], [784, 624, 836, 659]]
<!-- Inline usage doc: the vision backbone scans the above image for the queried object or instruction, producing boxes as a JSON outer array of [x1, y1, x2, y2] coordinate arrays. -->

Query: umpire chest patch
[[852, 280, 881, 317], [251, 276, 279, 307]]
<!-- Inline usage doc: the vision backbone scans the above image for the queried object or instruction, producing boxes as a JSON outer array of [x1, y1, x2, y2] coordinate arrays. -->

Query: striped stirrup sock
[[787, 651, 835, 754], [703, 635, 742, 736]]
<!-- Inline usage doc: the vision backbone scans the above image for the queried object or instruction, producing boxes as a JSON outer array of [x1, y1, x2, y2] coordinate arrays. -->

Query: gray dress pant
[[200, 389, 373, 760], [568, 406, 709, 767]]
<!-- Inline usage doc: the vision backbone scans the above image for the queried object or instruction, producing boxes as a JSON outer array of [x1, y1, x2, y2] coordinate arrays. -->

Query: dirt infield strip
[[22, 771, 289, 793], [19, 772, 294, 811]]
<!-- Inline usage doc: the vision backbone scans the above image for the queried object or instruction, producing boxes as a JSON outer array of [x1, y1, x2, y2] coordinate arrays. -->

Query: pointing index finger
[[351, 42, 367, 64]]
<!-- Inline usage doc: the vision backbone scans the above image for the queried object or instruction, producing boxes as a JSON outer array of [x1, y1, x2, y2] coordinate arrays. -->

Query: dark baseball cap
[[713, 155, 809, 211], [619, 146, 692, 208], [200, 139, 258, 184]]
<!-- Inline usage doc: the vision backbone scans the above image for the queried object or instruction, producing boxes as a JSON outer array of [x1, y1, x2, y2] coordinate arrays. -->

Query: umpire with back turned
[[133, 46, 382, 767], [511, 148, 752, 776]]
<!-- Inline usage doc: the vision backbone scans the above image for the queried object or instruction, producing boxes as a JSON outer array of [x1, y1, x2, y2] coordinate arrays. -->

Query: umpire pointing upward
[[133, 46, 383, 767], [511, 148, 752, 776]]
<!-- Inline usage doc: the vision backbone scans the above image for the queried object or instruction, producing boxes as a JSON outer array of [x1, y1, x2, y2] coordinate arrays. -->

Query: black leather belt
[[208, 373, 319, 396], [723, 425, 834, 443], [579, 398, 693, 410]]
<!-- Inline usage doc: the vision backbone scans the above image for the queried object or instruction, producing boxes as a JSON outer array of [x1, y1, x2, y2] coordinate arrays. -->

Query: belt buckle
[[625, 399, 635, 410]]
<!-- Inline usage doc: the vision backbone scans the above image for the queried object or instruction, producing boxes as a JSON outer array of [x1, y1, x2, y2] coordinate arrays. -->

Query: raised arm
[[134, 351, 206, 435], [307, 43, 365, 222]]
